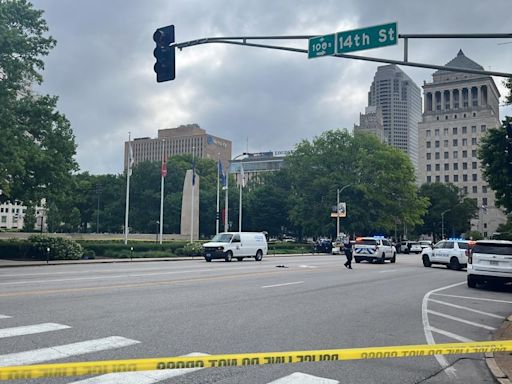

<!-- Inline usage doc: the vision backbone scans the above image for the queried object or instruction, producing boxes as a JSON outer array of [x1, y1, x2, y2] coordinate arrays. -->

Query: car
[[203, 232, 268, 262], [467, 240, 512, 288], [314, 239, 333, 253], [354, 236, 396, 264], [408, 242, 423, 254], [421, 239, 473, 270], [419, 240, 433, 250]]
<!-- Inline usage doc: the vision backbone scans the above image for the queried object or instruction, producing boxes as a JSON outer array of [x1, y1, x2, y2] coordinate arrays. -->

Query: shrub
[[182, 242, 204, 256], [28, 235, 83, 260]]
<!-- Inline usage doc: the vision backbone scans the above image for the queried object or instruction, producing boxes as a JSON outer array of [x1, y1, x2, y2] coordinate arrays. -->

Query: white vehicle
[[467, 240, 512, 288], [354, 236, 396, 264], [421, 239, 472, 270], [409, 242, 423, 254], [203, 232, 267, 262], [419, 240, 433, 250]]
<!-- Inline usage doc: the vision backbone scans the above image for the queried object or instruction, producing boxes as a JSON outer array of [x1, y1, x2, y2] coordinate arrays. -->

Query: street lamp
[[336, 184, 352, 237], [441, 208, 451, 240]]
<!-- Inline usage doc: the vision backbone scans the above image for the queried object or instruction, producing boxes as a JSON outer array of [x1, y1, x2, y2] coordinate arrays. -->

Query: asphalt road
[[0, 253, 511, 383]]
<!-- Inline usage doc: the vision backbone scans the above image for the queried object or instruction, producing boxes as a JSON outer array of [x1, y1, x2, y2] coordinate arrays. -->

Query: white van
[[203, 232, 268, 262]]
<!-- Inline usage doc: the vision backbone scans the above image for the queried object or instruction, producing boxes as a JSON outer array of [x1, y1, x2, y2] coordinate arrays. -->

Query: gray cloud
[[32, 0, 512, 174]]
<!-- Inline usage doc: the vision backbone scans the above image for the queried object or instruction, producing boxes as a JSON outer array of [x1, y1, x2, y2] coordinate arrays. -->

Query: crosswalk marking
[[68, 353, 209, 384], [427, 310, 497, 331], [268, 372, 339, 384], [0, 336, 140, 367], [428, 298, 504, 319], [428, 326, 475, 343], [0, 315, 11, 319], [0, 323, 71, 339]]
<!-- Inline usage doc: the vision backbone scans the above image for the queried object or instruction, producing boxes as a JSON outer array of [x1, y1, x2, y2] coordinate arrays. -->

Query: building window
[[427, 176, 431, 183], [462, 126, 467, 134], [472, 174, 478, 181], [444, 140, 449, 147], [463, 186, 468, 194], [453, 151, 458, 159], [426, 141, 431, 149], [435, 152, 440, 160], [453, 127, 458, 135], [472, 161, 477, 169], [471, 126, 476, 133], [444, 152, 449, 159], [481, 125, 487, 132], [463, 174, 468, 182], [482, 185, 487, 193], [443, 128, 449, 136], [463, 162, 468, 170], [453, 163, 459, 170], [435, 164, 440, 171], [462, 138, 467, 146], [436, 176, 440, 182], [453, 175, 459, 182], [435, 129, 440, 136], [483, 197, 488, 206], [472, 150, 477, 157], [435, 141, 440, 148], [472, 186, 478, 193], [444, 163, 449, 171], [453, 139, 458, 146], [471, 137, 477, 145], [426, 164, 431, 172], [426, 130, 431, 137], [426, 153, 431, 160], [462, 150, 468, 158], [1, 216, 6, 223]]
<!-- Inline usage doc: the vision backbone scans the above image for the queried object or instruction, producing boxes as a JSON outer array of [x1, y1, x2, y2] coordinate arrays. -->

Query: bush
[[182, 242, 204, 256], [28, 235, 83, 260]]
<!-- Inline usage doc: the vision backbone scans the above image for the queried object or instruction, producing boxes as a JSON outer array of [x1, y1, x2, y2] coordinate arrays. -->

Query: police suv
[[421, 238, 473, 270], [354, 236, 396, 264]]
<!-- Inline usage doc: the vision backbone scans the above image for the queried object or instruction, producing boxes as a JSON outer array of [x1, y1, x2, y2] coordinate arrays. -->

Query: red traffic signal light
[[153, 25, 175, 82]]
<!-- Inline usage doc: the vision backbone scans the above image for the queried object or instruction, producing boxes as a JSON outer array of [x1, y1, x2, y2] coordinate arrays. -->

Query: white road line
[[0, 323, 71, 339], [267, 372, 339, 383], [378, 269, 400, 273], [422, 281, 465, 379], [431, 293, 512, 304], [69, 353, 209, 384], [428, 327, 475, 343], [0, 336, 140, 367], [427, 310, 497, 330], [428, 298, 505, 319], [0, 315, 11, 319], [262, 281, 304, 288]]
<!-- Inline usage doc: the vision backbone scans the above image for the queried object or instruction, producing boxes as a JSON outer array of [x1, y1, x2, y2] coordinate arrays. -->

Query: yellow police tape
[[1, 340, 511, 381]]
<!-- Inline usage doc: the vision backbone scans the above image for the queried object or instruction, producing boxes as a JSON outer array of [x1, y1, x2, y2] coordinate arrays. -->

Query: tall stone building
[[418, 50, 506, 237], [353, 106, 385, 143], [368, 65, 422, 170], [124, 124, 232, 170]]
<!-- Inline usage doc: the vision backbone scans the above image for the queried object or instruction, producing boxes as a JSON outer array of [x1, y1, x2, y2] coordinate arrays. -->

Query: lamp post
[[231, 152, 249, 233], [336, 184, 352, 237], [441, 208, 451, 240]]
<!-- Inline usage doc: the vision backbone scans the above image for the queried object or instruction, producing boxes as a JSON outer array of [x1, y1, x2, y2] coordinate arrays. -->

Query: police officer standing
[[344, 236, 353, 269]]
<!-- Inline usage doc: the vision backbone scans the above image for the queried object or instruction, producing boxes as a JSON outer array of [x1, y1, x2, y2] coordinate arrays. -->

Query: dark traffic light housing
[[153, 25, 175, 82]]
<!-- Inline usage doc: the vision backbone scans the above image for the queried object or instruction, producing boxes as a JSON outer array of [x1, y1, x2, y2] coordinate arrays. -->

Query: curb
[[486, 316, 512, 384], [0, 252, 338, 268]]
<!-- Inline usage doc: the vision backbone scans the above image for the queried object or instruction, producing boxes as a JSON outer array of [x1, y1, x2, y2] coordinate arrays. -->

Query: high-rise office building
[[353, 106, 385, 143], [124, 124, 232, 170], [367, 65, 422, 170], [418, 50, 506, 237]]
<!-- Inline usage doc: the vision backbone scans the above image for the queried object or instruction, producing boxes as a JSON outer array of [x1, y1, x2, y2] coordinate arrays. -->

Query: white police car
[[354, 236, 396, 264], [421, 238, 473, 270]]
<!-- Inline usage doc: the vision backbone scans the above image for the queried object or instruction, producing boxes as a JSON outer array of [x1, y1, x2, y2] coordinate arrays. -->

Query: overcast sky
[[31, 0, 512, 175]]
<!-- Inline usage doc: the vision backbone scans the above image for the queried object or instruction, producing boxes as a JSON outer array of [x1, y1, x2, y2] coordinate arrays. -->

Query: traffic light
[[153, 25, 175, 82]]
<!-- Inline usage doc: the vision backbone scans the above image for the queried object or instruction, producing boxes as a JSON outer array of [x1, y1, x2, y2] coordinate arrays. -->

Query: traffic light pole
[[168, 33, 512, 78]]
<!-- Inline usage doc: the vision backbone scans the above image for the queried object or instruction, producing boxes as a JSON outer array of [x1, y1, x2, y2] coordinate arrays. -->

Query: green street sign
[[308, 34, 336, 59], [336, 22, 397, 54]]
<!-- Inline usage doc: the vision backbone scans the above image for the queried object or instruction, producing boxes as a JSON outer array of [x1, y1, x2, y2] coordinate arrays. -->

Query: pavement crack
[[413, 357, 483, 384]]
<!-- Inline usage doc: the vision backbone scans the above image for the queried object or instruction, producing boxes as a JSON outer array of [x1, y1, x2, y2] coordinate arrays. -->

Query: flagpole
[[159, 139, 165, 245], [239, 164, 243, 232], [190, 147, 195, 242], [224, 168, 229, 232], [124, 132, 132, 245], [216, 154, 220, 235]]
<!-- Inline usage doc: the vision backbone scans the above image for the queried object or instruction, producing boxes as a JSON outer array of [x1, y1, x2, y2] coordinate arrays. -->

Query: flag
[[219, 160, 226, 189], [240, 163, 245, 188], [128, 142, 134, 176], [161, 156, 167, 177], [192, 156, 196, 186]]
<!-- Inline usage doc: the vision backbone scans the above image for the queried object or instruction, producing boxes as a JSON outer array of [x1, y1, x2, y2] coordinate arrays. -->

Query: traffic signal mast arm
[[163, 32, 512, 79]]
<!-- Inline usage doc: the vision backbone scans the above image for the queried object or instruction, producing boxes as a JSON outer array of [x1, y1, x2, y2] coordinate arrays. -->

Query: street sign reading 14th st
[[308, 22, 397, 59]]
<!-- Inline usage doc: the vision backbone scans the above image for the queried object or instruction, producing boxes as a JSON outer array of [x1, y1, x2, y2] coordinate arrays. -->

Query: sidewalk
[[489, 315, 512, 384], [0, 252, 337, 268]]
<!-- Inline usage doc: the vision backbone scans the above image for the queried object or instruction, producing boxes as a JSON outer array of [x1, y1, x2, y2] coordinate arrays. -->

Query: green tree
[[22, 205, 36, 232], [504, 76, 512, 106], [479, 117, 512, 213], [0, 0, 77, 204], [418, 183, 478, 241], [280, 130, 428, 238]]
